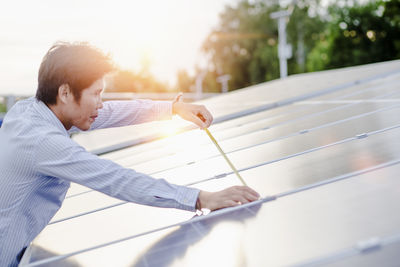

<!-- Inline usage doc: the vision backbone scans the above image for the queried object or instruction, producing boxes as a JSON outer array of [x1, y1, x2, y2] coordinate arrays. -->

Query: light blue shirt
[[0, 97, 199, 266]]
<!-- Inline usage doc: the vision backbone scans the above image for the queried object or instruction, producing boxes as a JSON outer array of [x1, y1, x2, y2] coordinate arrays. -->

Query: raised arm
[[68, 95, 214, 134], [90, 99, 173, 130]]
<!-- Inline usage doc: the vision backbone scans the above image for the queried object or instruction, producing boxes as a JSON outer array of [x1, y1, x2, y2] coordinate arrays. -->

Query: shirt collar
[[35, 98, 69, 137]]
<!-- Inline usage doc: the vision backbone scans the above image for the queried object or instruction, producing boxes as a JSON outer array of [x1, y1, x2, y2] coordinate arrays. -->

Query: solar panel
[[316, 235, 400, 267], [98, 79, 400, 172], [28, 161, 400, 266], [21, 60, 400, 266]]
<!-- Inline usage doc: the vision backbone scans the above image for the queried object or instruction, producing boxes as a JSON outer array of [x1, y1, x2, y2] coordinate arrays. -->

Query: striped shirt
[[0, 97, 199, 266]]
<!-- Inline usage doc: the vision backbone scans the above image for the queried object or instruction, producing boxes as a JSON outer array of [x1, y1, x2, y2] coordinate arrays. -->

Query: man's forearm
[[89, 99, 173, 130]]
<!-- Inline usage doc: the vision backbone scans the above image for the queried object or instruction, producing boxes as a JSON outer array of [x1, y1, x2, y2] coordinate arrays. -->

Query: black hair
[[36, 41, 114, 105]]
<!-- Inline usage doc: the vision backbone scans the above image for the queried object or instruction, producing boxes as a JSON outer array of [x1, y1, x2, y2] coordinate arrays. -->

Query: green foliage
[[200, 0, 328, 91], [201, 1, 282, 91], [306, 38, 331, 71], [194, 0, 400, 91], [176, 69, 195, 92], [307, 0, 400, 71], [107, 69, 169, 93], [203, 70, 221, 93], [0, 102, 6, 113], [120, 0, 399, 93], [286, 2, 326, 73]]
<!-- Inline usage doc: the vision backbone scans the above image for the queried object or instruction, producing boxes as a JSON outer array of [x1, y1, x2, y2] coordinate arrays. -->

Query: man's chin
[[76, 123, 91, 131]]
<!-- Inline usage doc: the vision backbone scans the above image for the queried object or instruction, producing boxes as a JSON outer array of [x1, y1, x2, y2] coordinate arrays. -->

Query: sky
[[0, 0, 237, 95]]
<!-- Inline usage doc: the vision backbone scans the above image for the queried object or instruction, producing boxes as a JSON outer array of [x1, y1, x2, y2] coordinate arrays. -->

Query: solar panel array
[[21, 60, 400, 267]]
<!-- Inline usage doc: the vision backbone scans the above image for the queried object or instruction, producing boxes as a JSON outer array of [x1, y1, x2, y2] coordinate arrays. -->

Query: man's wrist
[[196, 196, 201, 210], [197, 190, 212, 211], [172, 101, 181, 115], [172, 101, 177, 115]]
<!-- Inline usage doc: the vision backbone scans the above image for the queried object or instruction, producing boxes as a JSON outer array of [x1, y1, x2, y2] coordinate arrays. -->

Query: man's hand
[[197, 186, 260, 211], [172, 93, 213, 129]]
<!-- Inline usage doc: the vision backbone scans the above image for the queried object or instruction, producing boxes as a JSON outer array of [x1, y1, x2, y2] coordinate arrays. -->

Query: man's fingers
[[234, 186, 260, 199], [173, 100, 213, 129], [197, 108, 213, 128], [196, 112, 212, 128], [236, 190, 256, 204], [173, 92, 183, 103], [244, 192, 259, 202], [236, 195, 250, 204], [190, 114, 207, 129], [199, 186, 260, 211], [243, 186, 260, 199], [229, 186, 260, 205], [225, 200, 240, 208]]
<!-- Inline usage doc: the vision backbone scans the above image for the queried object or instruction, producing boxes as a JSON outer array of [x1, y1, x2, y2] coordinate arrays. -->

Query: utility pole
[[270, 10, 292, 78], [216, 74, 231, 93], [195, 70, 207, 100]]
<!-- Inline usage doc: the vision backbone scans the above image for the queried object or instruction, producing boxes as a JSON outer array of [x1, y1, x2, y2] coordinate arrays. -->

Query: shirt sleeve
[[69, 99, 172, 133], [34, 132, 199, 211]]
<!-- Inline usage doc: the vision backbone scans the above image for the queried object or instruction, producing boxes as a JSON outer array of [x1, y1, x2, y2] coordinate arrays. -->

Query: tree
[[200, 0, 327, 91], [201, 1, 281, 91], [176, 69, 195, 93], [177, 0, 399, 93], [286, 1, 326, 73], [307, 0, 400, 71], [107, 69, 168, 93], [0, 102, 5, 113]]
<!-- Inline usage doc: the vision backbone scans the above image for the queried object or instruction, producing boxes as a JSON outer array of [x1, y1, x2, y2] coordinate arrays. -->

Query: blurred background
[[0, 0, 399, 124]]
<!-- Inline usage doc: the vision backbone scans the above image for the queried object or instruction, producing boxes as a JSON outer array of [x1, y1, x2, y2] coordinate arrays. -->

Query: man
[[0, 42, 259, 266]]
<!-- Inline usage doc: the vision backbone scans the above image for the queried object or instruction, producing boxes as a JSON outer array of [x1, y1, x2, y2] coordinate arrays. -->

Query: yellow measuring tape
[[204, 128, 247, 186]]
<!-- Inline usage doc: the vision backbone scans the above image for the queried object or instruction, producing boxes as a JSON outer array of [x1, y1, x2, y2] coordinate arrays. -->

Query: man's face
[[67, 78, 104, 130]]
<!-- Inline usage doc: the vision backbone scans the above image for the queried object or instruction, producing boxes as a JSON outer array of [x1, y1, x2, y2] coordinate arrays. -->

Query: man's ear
[[58, 84, 71, 104]]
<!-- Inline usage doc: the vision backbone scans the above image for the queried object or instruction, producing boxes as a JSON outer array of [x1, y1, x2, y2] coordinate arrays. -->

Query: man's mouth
[[90, 115, 98, 122]]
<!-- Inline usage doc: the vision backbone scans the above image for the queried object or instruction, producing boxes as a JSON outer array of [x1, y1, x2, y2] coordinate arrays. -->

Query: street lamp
[[216, 74, 231, 93], [270, 10, 292, 78]]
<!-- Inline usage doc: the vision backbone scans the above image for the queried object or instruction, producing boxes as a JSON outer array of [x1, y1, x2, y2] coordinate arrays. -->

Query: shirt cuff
[[153, 101, 173, 121], [174, 186, 200, 212]]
